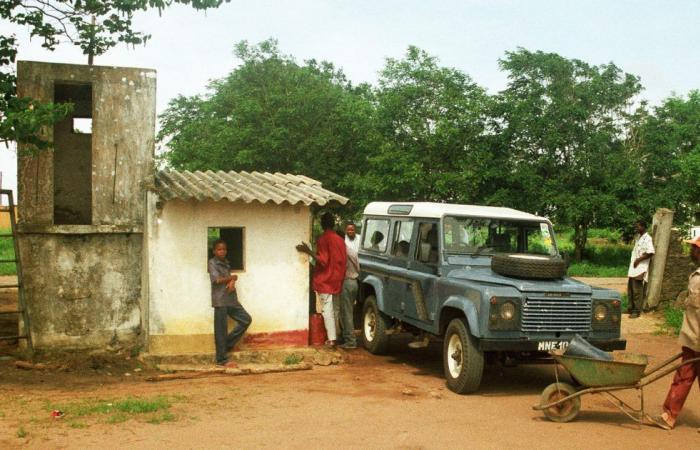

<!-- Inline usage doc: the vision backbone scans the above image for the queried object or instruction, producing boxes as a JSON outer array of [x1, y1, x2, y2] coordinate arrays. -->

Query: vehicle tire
[[539, 382, 581, 423], [491, 253, 567, 280], [361, 295, 390, 354], [443, 318, 484, 394]]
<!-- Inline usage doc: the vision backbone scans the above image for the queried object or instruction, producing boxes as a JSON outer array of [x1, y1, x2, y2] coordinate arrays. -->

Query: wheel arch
[[440, 296, 480, 337], [360, 275, 386, 311]]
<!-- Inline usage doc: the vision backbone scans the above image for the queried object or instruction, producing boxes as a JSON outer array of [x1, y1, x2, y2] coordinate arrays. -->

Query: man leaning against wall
[[627, 220, 655, 319]]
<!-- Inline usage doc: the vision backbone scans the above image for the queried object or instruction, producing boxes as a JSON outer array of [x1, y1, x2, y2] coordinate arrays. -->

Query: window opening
[[53, 82, 92, 225], [208, 227, 245, 270], [390, 220, 414, 258], [415, 222, 439, 264], [362, 219, 390, 253]]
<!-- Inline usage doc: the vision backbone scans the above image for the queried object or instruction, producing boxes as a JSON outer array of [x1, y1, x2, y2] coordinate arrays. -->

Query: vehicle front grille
[[521, 295, 592, 333]]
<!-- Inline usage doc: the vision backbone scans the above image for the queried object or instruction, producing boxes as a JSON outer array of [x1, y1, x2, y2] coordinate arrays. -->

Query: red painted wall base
[[242, 329, 309, 347]]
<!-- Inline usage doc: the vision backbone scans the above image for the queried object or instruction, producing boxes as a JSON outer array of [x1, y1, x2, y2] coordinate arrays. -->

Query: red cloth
[[312, 230, 347, 295], [662, 346, 700, 420]]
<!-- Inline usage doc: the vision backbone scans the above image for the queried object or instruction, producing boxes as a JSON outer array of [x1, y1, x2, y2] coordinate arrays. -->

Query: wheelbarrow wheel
[[540, 382, 581, 423]]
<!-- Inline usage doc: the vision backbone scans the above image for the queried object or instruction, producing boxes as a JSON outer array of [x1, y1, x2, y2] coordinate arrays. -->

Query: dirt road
[[1, 326, 698, 449]]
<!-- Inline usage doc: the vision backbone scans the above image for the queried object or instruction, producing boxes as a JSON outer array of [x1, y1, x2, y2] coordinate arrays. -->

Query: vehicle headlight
[[500, 302, 516, 321], [593, 304, 608, 322]]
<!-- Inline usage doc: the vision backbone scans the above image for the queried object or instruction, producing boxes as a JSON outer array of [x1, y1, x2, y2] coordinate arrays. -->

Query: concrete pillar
[[646, 208, 674, 309]]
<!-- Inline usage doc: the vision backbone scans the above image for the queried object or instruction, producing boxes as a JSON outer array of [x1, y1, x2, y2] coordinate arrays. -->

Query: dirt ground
[[1, 278, 699, 449]]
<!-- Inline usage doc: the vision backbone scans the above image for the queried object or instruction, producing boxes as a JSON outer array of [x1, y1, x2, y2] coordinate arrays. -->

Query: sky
[[1, 0, 699, 202]]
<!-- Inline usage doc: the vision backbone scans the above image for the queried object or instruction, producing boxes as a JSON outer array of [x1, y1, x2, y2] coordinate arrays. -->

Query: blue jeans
[[214, 303, 252, 364]]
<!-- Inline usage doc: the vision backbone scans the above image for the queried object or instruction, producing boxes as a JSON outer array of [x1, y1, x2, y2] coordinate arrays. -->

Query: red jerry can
[[309, 313, 327, 345]]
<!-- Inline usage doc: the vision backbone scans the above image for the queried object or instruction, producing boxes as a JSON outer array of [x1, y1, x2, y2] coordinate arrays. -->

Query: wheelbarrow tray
[[553, 353, 648, 387]]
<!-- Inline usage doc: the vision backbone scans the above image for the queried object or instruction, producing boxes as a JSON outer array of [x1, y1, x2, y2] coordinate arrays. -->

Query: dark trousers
[[627, 277, 646, 313], [214, 303, 252, 364], [663, 346, 700, 422]]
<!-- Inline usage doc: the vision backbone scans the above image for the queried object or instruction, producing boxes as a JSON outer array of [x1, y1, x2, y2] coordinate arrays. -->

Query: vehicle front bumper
[[478, 338, 626, 352]]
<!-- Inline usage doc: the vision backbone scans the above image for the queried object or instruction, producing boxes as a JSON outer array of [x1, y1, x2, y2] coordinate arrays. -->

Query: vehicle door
[[360, 217, 392, 311], [403, 220, 440, 324], [384, 218, 415, 317]]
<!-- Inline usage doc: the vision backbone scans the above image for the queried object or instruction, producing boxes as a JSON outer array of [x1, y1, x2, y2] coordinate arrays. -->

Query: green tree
[[632, 91, 700, 225], [495, 49, 642, 260], [1, 0, 227, 151], [158, 39, 377, 211], [351, 46, 493, 205]]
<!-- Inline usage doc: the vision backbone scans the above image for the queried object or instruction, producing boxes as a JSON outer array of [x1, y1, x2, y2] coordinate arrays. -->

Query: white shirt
[[627, 232, 655, 281], [345, 234, 360, 253]]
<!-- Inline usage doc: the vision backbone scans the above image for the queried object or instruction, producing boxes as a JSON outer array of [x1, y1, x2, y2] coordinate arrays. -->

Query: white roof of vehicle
[[363, 202, 549, 222]]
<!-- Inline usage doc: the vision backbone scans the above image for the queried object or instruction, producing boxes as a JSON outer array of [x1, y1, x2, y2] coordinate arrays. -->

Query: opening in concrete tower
[[53, 82, 92, 225]]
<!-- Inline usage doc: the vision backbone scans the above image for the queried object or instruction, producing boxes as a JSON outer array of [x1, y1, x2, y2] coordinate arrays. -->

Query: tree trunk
[[573, 223, 588, 262]]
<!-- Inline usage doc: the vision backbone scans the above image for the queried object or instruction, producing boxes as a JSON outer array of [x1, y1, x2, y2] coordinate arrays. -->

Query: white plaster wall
[[147, 198, 311, 338]]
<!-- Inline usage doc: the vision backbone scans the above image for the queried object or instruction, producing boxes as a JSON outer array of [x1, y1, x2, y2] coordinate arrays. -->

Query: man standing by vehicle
[[653, 235, 700, 430], [296, 213, 346, 346], [345, 221, 360, 252], [339, 223, 360, 349], [627, 220, 655, 318]]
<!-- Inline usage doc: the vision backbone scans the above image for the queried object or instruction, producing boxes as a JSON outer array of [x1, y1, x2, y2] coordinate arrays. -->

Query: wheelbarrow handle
[[642, 352, 683, 377], [639, 356, 700, 387]]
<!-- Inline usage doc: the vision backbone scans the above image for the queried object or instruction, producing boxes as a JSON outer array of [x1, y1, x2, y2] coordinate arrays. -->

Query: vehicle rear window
[[362, 219, 390, 253]]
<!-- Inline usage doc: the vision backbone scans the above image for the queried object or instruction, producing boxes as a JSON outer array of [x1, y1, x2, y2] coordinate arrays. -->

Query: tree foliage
[[350, 46, 493, 206], [1, 0, 227, 150], [494, 49, 643, 260], [159, 39, 377, 211], [633, 91, 700, 225], [156, 40, 700, 256]]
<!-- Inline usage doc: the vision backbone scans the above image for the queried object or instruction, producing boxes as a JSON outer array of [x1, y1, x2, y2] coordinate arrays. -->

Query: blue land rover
[[357, 202, 625, 394]]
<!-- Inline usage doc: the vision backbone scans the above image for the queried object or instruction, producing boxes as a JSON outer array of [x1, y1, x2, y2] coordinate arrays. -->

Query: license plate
[[537, 341, 569, 351]]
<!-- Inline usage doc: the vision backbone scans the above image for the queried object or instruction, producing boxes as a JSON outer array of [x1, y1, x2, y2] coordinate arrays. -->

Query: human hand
[[226, 279, 236, 293], [633, 259, 639, 268], [296, 242, 311, 254]]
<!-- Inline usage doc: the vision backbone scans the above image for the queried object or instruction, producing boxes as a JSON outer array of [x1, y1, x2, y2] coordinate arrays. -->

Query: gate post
[[646, 208, 674, 309]]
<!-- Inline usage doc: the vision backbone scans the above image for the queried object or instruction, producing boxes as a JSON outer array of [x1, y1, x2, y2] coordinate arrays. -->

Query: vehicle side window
[[414, 222, 439, 264], [362, 219, 390, 253], [390, 220, 414, 258]]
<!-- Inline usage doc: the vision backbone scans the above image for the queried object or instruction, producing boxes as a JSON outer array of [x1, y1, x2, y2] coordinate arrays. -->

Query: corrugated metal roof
[[153, 170, 349, 206]]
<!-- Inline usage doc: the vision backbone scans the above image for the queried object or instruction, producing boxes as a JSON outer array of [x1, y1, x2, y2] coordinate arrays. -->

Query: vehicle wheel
[[362, 295, 390, 354], [443, 318, 484, 394], [491, 253, 567, 279], [540, 382, 581, 423]]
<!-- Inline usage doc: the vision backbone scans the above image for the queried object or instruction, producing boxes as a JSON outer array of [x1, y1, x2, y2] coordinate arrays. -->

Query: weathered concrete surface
[[647, 208, 674, 308], [14, 61, 156, 350], [17, 233, 142, 348], [660, 229, 696, 305], [16, 61, 156, 226], [145, 196, 312, 355]]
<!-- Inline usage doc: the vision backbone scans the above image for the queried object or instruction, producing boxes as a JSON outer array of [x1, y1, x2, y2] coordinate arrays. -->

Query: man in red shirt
[[297, 212, 347, 346]]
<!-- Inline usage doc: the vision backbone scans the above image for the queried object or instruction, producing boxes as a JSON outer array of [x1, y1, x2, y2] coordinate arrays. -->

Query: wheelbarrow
[[533, 350, 700, 424]]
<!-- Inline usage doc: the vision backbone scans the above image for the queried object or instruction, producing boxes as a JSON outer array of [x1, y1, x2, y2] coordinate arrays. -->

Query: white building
[[144, 169, 347, 355]]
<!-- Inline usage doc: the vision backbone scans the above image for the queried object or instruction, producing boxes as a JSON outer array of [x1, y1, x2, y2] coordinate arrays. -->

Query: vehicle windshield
[[442, 216, 557, 256]]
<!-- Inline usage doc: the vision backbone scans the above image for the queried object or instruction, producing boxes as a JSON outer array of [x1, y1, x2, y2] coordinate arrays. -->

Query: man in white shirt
[[339, 222, 360, 349], [627, 220, 655, 319], [345, 222, 360, 253]]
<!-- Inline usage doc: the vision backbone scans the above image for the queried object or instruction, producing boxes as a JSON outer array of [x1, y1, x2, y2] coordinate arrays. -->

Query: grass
[[283, 353, 303, 365], [663, 305, 685, 335], [556, 227, 631, 277], [16, 426, 27, 438], [47, 395, 176, 425], [146, 412, 176, 425], [69, 421, 88, 429], [0, 227, 16, 276]]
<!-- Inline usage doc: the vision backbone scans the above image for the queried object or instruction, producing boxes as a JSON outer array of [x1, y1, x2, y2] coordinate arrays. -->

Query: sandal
[[649, 414, 673, 430]]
